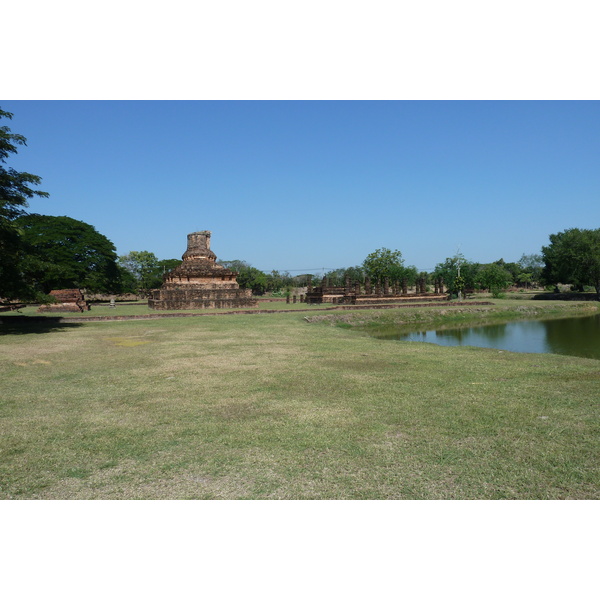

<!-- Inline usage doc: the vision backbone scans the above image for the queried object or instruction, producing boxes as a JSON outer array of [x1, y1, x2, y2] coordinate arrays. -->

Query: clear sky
[[3, 100, 598, 275]]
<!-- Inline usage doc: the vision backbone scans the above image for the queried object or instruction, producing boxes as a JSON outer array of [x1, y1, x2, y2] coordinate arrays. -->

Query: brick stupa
[[147, 231, 258, 310]]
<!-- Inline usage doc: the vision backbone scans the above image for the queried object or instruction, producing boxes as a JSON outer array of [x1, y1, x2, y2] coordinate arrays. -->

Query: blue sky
[[3, 100, 599, 275]]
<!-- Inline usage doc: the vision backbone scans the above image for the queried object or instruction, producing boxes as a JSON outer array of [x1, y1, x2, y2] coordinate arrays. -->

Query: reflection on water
[[372, 314, 600, 359]]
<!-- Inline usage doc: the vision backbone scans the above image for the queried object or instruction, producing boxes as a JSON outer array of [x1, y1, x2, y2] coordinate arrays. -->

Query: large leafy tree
[[218, 259, 268, 295], [0, 108, 49, 300], [16, 214, 121, 293], [118, 252, 181, 294], [237, 266, 268, 295], [362, 248, 405, 283], [119, 251, 159, 293], [478, 263, 513, 296], [497, 259, 521, 283], [542, 228, 600, 298]]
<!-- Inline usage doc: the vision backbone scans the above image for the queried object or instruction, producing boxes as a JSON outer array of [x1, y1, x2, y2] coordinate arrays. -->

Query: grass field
[[1, 299, 598, 499], [2, 298, 312, 318]]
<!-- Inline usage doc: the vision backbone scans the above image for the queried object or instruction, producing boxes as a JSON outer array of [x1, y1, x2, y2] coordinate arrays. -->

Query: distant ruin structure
[[304, 275, 447, 305], [37, 289, 90, 313], [147, 231, 258, 310]]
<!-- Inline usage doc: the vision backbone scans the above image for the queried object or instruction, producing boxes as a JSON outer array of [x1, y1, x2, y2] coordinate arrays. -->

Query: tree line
[[2, 106, 600, 302], [313, 249, 545, 298]]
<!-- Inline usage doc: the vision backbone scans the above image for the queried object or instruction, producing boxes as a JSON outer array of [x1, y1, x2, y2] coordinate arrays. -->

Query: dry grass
[[1, 305, 599, 499]]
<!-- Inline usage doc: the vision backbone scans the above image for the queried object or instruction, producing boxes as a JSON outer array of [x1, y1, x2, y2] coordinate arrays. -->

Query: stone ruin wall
[[162, 275, 240, 288], [148, 288, 254, 310], [37, 289, 90, 313], [304, 276, 447, 305]]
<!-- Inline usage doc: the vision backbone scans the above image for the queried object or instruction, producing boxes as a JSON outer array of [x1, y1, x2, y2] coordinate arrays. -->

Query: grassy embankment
[[1, 298, 598, 499], [303, 298, 599, 331]]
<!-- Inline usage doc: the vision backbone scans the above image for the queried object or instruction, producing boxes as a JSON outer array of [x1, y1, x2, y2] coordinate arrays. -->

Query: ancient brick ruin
[[304, 275, 447, 305], [147, 231, 258, 310], [37, 289, 90, 313]]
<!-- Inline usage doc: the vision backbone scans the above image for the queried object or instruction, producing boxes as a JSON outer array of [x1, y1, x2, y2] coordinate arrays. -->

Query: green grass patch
[[1, 302, 598, 499], [1, 299, 337, 319]]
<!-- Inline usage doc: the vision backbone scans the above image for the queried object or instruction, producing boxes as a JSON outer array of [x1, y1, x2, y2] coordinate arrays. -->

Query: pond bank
[[303, 300, 600, 332]]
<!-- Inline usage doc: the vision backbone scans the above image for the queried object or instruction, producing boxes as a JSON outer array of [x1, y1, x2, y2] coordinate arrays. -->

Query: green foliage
[[403, 265, 419, 287], [322, 265, 365, 287], [292, 273, 317, 287], [515, 253, 544, 288], [433, 254, 479, 294], [542, 228, 600, 297], [321, 268, 347, 287], [322, 266, 365, 286], [343, 266, 366, 284], [0, 108, 49, 300], [237, 266, 268, 295], [219, 260, 269, 295], [119, 250, 162, 293], [516, 272, 534, 288], [478, 263, 513, 296], [16, 214, 121, 293], [454, 274, 465, 293], [498, 260, 520, 282], [159, 258, 182, 272], [116, 264, 139, 294], [0, 108, 49, 219], [217, 259, 248, 273], [362, 248, 408, 283], [265, 269, 295, 294], [118, 253, 181, 294]]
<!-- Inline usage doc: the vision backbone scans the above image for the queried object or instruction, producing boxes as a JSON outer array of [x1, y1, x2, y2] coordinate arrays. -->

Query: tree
[[321, 268, 346, 287], [0, 108, 49, 300], [118, 253, 181, 294], [342, 266, 366, 284], [217, 259, 249, 273], [264, 270, 294, 294], [516, 272, 534, 289], [119, 250, 161, 293], [402, 265, 419, 288], [218, 260, 268, 295], [433, 254, 479, 296], [518, 253, 544, 287], [158, 259, 182, 276], [362, 248, 405, 283], [542, 228, 600, 298], [478, 263, 513, 297], [320, 266, 366, 287], [237, 267, 268, 295], [16, 214, 121, 293], [498, 260, 521, 283], [115, 263, 139, 294]]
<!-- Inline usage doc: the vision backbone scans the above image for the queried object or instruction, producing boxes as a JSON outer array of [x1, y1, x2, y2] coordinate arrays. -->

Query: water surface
[[371, 314, 600, 359]]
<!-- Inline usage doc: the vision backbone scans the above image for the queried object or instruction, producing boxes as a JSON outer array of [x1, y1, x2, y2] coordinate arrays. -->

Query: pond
[[370, 313, 600, 360]]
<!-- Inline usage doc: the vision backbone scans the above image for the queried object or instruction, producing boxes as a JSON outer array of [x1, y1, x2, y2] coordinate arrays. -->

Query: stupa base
[[148, 287, 258, 310]]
